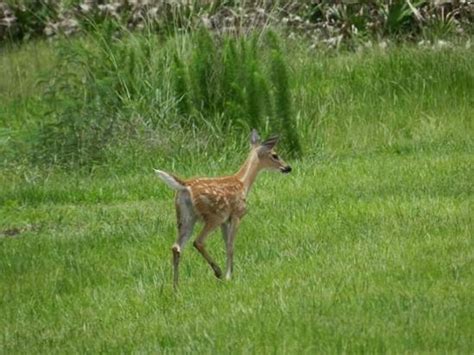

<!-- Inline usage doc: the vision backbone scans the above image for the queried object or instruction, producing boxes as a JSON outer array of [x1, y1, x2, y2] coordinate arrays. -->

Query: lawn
[[0, 33, 473, 352], [1, 148, 472, 352]]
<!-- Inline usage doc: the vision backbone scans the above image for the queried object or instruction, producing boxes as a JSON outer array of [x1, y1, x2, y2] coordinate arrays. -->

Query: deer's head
[[250, 129, 292, 174]]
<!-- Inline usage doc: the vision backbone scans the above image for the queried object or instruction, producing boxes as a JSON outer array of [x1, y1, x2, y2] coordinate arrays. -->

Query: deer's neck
[[235, 151, 262, 195]]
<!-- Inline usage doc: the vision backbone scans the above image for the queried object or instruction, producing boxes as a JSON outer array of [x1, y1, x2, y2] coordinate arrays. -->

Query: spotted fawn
[[155, 129, 292, 288]]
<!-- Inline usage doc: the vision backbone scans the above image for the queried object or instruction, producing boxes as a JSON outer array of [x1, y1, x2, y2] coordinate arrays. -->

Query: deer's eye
[[271, 153, 279, 160]]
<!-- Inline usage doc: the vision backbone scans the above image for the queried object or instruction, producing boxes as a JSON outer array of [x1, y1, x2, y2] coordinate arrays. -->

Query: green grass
[[1, 149, 473, 353], [1, 33, 473, 168], [1, 32, 473, 352]]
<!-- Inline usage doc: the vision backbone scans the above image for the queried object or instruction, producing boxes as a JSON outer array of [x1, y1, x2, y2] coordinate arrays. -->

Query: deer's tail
[[154, 169, 187, 191]]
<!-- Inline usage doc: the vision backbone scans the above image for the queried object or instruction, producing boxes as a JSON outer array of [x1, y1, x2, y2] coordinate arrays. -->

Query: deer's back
[[185, 176, 246, 223]]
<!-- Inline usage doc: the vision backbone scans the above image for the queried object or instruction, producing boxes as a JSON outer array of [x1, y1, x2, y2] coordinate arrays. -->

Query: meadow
[[1, 27, 473, 352]]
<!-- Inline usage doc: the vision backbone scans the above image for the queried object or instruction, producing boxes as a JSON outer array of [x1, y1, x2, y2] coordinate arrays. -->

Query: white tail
[[154, 169, 187, 191]]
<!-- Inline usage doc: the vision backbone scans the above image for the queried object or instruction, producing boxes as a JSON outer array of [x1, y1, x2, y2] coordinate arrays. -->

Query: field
[[1, 32, 473, 352]]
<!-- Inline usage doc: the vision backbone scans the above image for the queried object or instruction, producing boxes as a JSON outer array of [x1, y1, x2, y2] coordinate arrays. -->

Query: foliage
[[170, 29, 301, 156], [1, 30, 473, 169], [36, 25, 159, 166], [267, 32, 302, 156], [29, 26, 301, 166], [1, 0, 473, 45], [0, 0, 59, 42]]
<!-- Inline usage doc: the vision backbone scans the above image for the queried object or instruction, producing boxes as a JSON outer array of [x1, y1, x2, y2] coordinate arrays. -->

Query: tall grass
[[34, 23, 177, 166], [171, 28, 303, 155], [268, 32, 302, 156], [12, 25, 303, 167], [0, 26, 472, 171]]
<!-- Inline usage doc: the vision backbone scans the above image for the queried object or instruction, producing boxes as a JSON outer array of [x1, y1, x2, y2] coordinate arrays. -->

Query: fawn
[[155, 129, 292, 288]]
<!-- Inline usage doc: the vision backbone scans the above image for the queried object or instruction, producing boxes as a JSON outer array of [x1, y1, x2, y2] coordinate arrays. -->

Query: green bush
[[2, 1, 472, 46], [36, 23, 162, 166], [170, 29, 302, 156], [33, 24, 302, 166]]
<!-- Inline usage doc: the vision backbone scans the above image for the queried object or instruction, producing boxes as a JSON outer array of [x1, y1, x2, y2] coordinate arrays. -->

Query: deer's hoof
[[212, 265, 223, 279]]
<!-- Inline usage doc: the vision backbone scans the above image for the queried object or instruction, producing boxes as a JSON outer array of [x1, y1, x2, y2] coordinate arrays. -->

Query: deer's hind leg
[[172, 190, 196, 289]]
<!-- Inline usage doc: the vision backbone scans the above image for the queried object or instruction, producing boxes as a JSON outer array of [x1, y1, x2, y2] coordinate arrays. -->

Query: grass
[[0, 31, 473, 352], [1, 149, 473, 353], [1, 32, 473, 168]]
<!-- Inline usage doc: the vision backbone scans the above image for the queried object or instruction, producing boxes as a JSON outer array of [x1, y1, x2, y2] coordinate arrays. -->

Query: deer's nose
[[281, 166, 292, 174]]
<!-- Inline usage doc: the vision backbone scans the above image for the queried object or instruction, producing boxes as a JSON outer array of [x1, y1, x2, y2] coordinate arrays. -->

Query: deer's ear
[[261, 135, 279, 150], [250, 129, 261, 146]]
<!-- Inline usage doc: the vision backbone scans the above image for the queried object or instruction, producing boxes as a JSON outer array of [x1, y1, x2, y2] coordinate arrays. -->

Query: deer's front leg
[[222, 217, 240, 280], [193, 223, 222, 279]]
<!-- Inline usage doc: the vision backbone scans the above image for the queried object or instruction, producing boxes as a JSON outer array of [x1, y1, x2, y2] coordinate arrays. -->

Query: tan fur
[[186, 177, 246, 223]]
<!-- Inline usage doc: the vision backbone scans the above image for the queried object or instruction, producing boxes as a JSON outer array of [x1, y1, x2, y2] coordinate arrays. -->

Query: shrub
[[2, 1, 472, 46], [169, 28, 302, 156], [36, 22, 161, 166], [33, 24, 302, 166]]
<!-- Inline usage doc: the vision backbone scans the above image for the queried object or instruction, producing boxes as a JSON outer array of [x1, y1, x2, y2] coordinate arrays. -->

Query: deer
[[154, 129, 292, 289]]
